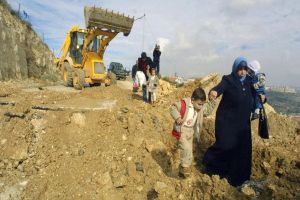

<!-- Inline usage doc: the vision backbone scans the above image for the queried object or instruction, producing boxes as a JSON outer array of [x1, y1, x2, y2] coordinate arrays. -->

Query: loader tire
[[62, 62, 73, 87], [72, 69, 85, 90]]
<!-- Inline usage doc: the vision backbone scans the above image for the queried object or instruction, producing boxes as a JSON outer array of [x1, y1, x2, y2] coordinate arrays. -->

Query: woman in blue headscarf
[[202, 56, 266, 186]]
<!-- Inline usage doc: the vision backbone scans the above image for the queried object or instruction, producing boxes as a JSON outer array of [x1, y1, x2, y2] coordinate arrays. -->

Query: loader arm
[[81, 29, 117, 66], [80, 6, 134, 66], [97, 31, 118, 59]]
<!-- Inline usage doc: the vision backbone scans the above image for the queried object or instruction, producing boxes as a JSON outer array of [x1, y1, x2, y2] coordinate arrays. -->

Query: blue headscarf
[[232, 56, 248, 82]]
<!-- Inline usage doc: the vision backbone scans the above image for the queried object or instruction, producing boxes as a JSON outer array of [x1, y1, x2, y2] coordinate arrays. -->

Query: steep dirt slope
[[0, 75, 299, 200]]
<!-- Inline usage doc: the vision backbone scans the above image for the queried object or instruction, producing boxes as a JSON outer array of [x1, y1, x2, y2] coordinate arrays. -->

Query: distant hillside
[[267, 91, 300, 115]]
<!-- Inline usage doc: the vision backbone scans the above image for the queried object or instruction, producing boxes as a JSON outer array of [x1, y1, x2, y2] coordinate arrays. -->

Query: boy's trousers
[[178, 126, 194, 168], [148, 91, 157, 103]]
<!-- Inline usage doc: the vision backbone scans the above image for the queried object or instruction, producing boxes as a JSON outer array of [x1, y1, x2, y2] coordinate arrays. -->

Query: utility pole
[[42, 32, 45, 66], [135, 14, 146, 52], [142, 16, 145, 51], [18, 0, 20, 17]]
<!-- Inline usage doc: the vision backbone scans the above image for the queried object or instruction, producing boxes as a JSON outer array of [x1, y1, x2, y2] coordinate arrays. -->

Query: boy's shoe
[[178, 165, 191, 178], [251, 113, 260, 120]]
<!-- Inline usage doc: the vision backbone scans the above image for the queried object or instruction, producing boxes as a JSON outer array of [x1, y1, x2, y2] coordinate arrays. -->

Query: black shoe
[[178, 165, 191, 178], [251, 113, 259, 120]]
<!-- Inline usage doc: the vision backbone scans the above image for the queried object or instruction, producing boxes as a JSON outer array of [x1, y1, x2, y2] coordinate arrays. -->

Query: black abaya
[[203, 73, 254, 186]]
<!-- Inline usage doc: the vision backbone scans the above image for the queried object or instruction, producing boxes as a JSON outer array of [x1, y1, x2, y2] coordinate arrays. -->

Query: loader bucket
[[84, 6, 134, 36]]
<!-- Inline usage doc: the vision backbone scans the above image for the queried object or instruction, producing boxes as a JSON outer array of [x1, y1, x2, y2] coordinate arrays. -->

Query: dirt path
[[116, 80, 133, 90]]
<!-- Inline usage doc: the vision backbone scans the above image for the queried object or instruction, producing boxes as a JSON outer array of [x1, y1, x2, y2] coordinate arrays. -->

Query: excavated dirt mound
[[158, 79, 175, 97], [0, 75, 299, 200]]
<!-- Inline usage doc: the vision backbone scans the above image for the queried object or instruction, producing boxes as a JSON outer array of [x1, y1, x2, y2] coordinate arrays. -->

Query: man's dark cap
[[141, 52, 147, 58]]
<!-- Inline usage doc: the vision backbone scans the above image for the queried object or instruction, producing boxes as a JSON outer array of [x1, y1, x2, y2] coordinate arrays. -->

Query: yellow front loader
[[54, 6, 134, 89]]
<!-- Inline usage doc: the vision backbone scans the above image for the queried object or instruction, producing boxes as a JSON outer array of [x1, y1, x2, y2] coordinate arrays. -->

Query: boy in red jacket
[[169, 87, 215, 178]]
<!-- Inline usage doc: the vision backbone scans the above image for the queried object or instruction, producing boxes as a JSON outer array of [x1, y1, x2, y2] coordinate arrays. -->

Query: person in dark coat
[[138, 52, 153, 102], [131, 60, 138, 80], [138, 52, 154, 81], [153, 44, 161, 75], [202, 56, 266, 187]]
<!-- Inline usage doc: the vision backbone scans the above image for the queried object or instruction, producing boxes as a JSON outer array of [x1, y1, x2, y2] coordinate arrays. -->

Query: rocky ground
[[0, 75, 299, 200]]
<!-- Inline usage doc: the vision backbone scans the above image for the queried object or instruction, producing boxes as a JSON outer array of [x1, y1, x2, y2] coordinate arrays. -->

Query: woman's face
[[236, 66, 248, 77]]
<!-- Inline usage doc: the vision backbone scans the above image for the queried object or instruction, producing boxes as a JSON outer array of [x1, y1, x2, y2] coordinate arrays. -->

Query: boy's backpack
[[172, 100, 186, 140]]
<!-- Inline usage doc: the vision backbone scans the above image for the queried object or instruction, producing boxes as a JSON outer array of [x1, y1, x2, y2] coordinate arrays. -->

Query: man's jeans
[[142, 85, 148, 102]]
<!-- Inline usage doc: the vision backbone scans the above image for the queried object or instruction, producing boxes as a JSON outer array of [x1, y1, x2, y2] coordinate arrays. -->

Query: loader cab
[[70, 32, 84, 64], [70, 32, 93, 64], [70, 32, 100, 64]]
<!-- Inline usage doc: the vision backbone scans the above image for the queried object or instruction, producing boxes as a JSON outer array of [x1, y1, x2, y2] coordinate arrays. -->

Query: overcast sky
[[7, 0, 300, 87]]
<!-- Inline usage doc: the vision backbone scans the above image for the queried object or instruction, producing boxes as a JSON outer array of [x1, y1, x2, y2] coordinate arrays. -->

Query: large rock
[[241, 185, 256, 198], [70, 113, 86, 127], [158, 79, 174, 96], [10, 145, 28, 161], [94, 172, 113, 189], [154, 181, 168, 194]]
